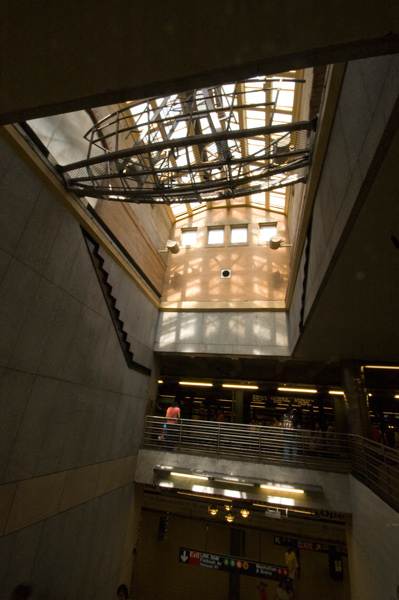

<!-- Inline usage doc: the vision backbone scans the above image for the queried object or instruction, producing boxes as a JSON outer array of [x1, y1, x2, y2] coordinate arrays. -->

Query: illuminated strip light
[[214, 478, 255, 487], [364, 365, 399, 370], [177, 491, 227, 501], [277, 387, 317, 394], [179, 381, 213, 387], [158, 379, 163, 384], [222, 384, 259, 390], [328, 390, 345, 395], [192, 485, 243, 499], [171, 472, 209, 481], [260, 484, 304, 494], [395, 395, 399, 399]]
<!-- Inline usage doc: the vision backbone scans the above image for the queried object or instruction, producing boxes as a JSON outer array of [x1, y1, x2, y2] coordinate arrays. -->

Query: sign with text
[[274, 536, 347, 556], [179, 547, 288, 580]]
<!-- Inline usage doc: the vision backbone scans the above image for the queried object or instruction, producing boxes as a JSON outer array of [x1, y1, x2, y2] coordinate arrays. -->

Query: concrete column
[[233, 390, 244, 423], [333, 395, 349, 434], [341, 361, 371, 438], [229, 528, 244, 600]]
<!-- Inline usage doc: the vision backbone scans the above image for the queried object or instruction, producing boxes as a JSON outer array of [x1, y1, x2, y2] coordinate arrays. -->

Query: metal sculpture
[[59, 78, 317, 205]]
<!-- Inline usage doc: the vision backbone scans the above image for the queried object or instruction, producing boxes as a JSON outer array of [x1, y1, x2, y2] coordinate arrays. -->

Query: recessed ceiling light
[[179, 381, 213, 387], [222, 384, 259, 390], [364, 365, 399, 370], [277, 387, 317, 393]]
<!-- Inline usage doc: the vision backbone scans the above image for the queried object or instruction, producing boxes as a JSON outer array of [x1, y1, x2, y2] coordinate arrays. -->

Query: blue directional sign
[[179, 547, 288, 580]]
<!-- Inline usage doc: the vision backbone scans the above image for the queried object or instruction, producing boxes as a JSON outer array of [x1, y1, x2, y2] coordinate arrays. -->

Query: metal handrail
[[141, 416, 350, 471], [141, 416, 399, 511], [349, 435, 399, 512]]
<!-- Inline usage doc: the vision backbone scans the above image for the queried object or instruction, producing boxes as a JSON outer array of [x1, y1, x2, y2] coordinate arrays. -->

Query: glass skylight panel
[[269, 192, 286, 211], [250, 192, 266, 207], [282, 81, 296, 91], [171, 203, 187, 216], [129, 102, 147, 116], [222, 84, 236, 95], [278, 90, 295, 109], [273, 113, 293, 124], [190, 202, 206, 211]]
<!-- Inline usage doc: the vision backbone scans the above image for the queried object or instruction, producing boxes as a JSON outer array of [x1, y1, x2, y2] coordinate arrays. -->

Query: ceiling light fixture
[[260, 484, 304, 494], [277, 387, 317, 393], [171, 472, 209, 481], [364, 365, 399, 370], [158, 239, 180, 254], [240, 508, 250, 518], [179, 381, 213, 387], [222, 384, 259, 390], [225, 513, 235, 523], [208, 504, 218, 516]]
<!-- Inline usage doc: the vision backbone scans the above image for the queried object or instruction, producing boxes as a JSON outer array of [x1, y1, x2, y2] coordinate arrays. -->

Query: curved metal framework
[[59, 77, 317, 209]]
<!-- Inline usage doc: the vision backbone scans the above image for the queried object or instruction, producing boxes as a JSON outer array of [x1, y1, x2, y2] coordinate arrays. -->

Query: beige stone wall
[[162, 206, 290, 307]]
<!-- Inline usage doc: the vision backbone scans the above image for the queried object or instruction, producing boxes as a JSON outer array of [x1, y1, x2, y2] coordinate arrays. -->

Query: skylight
[[59, 71, 315, 222]]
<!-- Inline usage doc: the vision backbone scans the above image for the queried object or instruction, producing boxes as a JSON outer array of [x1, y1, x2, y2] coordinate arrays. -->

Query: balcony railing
[[141, 416, 399, 512]]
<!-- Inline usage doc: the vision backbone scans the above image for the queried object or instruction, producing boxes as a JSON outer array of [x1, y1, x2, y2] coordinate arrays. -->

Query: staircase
[[83, 229, 151, 376]]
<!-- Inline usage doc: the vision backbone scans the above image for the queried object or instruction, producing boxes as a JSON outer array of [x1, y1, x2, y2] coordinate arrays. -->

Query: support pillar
[[233, 390, 244, 423], [333, 394, 348, 434], [341, 361, 371, 438], [228, 528, 244, 600]]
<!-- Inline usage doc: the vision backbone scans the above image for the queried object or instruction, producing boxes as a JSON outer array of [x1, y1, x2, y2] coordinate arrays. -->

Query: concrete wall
[[0, 134, 159, 598], [154, 310, 290, 356], [346, 476, 399, 600], [28, 112, 173, 296], [1, 1, 398, 124], [289, 53, 399, 352]]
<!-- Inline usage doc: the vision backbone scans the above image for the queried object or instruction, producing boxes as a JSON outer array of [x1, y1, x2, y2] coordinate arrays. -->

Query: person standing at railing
[[165, 400, 181, 449], [216, 408, 226, 422], [280, 404, 300, 464], [382, 424, 396, 448]]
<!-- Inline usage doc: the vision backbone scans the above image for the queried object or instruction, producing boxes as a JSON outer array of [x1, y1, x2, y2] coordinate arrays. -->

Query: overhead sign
[[179, 547, 288, 581], [274, 536, 347, 556]]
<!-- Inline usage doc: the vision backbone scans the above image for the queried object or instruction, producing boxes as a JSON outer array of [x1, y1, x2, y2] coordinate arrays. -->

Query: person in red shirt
[[257, 581, 268, 600], [165, 400, 181, 448]]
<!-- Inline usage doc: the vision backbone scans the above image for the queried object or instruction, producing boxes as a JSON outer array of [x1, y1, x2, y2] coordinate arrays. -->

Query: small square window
[[259, 224, 277, 242], [208, 228, 224, 245], [231, 227, 248, 244], [181, 229, 197, 246]]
